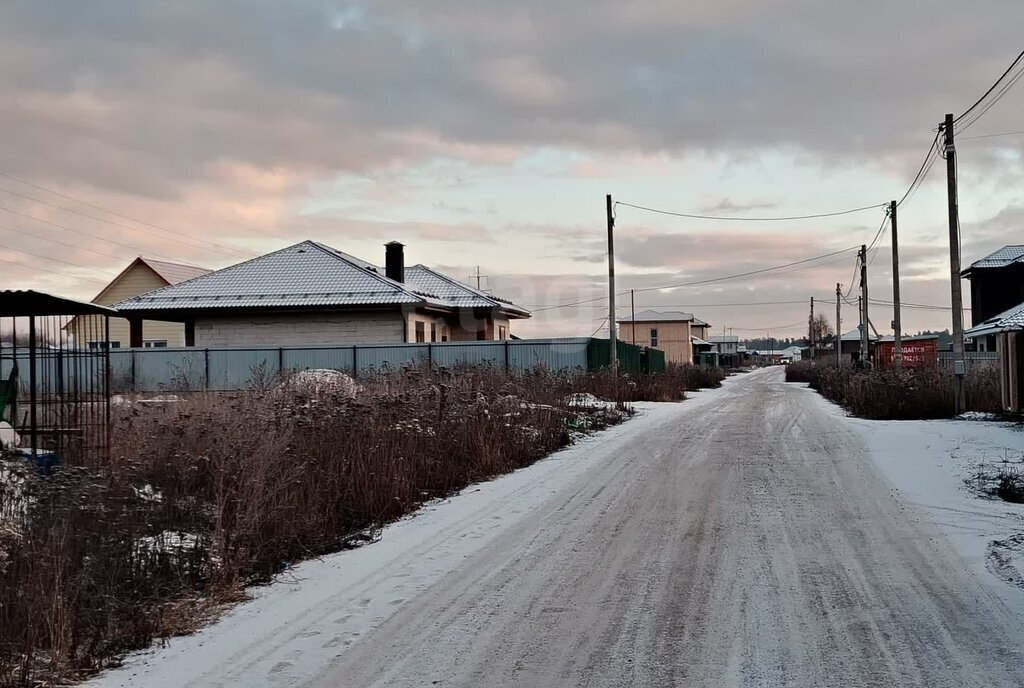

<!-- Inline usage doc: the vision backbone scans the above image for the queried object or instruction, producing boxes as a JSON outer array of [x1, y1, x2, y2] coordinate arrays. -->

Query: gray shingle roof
[[963, 245, 1024, 275], [115, 241, 529, 316], [965, 299, 1024, 337]]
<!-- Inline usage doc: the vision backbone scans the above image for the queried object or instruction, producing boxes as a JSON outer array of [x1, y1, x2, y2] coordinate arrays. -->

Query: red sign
[[876, 338, 938, 368]]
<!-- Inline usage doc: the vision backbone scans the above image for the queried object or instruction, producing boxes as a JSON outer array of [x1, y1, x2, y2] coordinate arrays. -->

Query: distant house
[[837, 327, 880, 364], [67, 257, 210, 349], [113, 241, 529, 347], [709, 335, 739, 355], [618, 310, 710, 365], [961, 245, 1024, 353]]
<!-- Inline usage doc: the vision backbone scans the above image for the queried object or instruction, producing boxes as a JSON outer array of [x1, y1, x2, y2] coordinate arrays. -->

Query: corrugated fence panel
[[208, 349, 280, 391], [135, 349, 205, 392], [433, 342, 505, 368], [509, 340, 589, 371], [355, 345, 427, 374], [282, 347, 357, 375]]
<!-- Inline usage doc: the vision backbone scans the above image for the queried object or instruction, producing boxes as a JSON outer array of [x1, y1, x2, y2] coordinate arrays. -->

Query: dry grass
[[786, 360, 1003, 419], [0, 363, 721, 686]]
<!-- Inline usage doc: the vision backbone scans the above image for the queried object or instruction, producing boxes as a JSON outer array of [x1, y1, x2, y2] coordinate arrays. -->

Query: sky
[[1, 0, 1023, 340]]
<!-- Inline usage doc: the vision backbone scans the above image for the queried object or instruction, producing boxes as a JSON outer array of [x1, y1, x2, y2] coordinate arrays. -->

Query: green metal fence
[[586, 339, 665, 374]]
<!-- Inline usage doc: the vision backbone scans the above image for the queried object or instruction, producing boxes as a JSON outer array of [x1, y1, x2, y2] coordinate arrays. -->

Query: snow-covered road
[[92, 366, 1024, 688]]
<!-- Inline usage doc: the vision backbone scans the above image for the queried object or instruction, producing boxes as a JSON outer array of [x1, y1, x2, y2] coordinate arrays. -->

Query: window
[[143, 340, 168, 348], [650, 328, 659, 348], [415, 321, 426, 343], [430, 323, 437, 343], [499, 326, 507, 340], [88, 341, 121, 350]]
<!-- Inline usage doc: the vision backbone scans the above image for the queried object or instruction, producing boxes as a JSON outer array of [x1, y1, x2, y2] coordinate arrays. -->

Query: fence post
[[505, 339, 510, 372], [204, 348, 210, 391], [352, 344, 358, 378], [278, 347, 284, 377], [427, 342, 433, 367], [131, 348, 137, 392]]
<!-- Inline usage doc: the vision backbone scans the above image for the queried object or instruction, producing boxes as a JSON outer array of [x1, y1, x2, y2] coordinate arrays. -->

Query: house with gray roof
[[617, 309, 712, 365], [114, 241, 529, 347], [962, 245, 1024, 331], [67, 256, 211, 348]]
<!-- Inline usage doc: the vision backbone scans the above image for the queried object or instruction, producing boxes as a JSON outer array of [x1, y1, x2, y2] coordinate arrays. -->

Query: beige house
[[113, 241, 529, 347], [619, 310, 710, 365], [66, 257, 209, 348]]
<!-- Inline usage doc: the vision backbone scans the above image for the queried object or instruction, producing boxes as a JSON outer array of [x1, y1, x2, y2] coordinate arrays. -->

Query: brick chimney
[[385, 241, 405, 283]]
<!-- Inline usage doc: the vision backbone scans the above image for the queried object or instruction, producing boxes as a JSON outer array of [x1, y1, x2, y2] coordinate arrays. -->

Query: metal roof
[[115, 241, 529, 316], [965, 299, 1024, 338], [141, 258, 210, 285], [709, 335, 739, 343], [1, 290, 119, 317], [840, 327, 880, 342], [404, 265, 530, 316], [962, 245, 1024, 276], [619, 309, 695, 323], [691, 335, 714, 346]]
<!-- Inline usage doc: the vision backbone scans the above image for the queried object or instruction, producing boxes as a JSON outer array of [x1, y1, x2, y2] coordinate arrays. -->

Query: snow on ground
[[85, 378, 738, 688], [808, 387, 1024, 609]]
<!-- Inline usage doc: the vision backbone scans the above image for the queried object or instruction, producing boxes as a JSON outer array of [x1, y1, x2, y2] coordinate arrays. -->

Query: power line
[[614, 200, 886, 222], [0, 203, 188, 263], [956, 63, 1024, 135], [953, 47, 1024, 127], [0, 172, 252, 258], [632, 246, 859, 294], [896, 130, 942, 208], [0, 255, 108, 286], [0, 223, 134, 264], [0, 241, 120, 279], [960, 129, 1024, 141]]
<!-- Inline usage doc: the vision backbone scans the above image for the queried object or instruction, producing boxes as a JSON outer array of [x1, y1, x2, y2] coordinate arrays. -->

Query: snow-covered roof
[[962, 245, 1024, 276], [691, 335, 713, 346], [709, 335, 739, 343], [619, 309, 694, 323], [965, 299, 1024, 338], [840, 327, 880, 342], [115, 241, 529, 317]]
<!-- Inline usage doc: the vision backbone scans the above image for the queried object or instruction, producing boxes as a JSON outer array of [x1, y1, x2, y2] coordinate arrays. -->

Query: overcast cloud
[[2, 1, 1023, 337]]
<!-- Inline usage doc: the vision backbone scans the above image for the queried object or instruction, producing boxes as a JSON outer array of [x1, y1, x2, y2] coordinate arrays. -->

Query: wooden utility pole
[[606, 194, 617, 370], [943, 113, 966, 412], [836, 283, 842, 366], [809, 297, 815, 358], [859, 244, 870, 365], [890, 201, 903, 368]]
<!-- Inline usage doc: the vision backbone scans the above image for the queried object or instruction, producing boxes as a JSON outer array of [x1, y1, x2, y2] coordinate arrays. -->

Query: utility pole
[[836, 283, 842, 366], [606, 194, 617, 370], [943, 113, 966, 412], [859, 244, 870, 365], [890, 201, 903, 368], [809, 297, 815, 358]]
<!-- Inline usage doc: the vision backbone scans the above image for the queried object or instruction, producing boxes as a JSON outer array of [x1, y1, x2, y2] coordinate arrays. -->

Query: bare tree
[[810, 313, 835, 347]]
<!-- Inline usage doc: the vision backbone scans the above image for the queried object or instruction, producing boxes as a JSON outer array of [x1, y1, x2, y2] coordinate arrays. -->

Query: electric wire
[[614, 200, 885, 222], [0, 172, 252, 258], [953, 46, 1024, 127]]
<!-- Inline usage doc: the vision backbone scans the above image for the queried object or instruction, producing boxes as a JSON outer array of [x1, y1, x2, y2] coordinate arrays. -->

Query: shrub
[[0, 362, 724, 685], [786, 360, 1003, 420]]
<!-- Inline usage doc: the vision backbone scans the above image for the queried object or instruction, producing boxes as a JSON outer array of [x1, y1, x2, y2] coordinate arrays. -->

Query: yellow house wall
[[66, 263, 187, 347], [627, 320, 693, 365]]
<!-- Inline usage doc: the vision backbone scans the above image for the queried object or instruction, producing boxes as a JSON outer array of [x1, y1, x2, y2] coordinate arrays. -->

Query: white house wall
[[194, 312, 406, 347]]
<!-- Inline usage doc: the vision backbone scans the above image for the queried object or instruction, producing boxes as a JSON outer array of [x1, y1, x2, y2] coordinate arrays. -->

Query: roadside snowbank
[[833, 402, 1024, 608]]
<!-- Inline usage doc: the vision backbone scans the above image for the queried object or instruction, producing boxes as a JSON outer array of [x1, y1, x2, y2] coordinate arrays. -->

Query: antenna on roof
[[470, 266, 492, 293]]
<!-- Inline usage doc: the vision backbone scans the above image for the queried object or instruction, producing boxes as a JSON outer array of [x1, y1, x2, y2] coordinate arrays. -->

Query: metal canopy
[[0, 290, 119, 317]]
